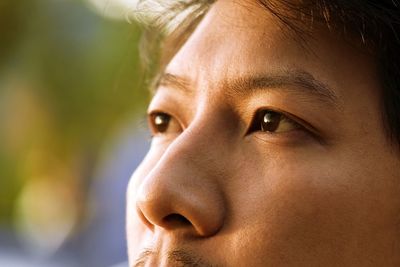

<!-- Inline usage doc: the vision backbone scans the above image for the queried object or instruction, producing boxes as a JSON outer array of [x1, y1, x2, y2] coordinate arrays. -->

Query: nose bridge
[[136, 116, 228, 237]]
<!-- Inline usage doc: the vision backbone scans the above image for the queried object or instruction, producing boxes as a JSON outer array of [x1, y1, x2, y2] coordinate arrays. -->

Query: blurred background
[[0, 0, 151, 266]]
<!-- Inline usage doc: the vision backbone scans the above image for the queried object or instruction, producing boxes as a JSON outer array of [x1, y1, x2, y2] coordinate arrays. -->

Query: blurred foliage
[[0, 0, 149, 233]]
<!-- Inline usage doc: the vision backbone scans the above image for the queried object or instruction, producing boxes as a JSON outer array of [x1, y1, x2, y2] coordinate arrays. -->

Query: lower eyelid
[[252, 129, 312, 145]]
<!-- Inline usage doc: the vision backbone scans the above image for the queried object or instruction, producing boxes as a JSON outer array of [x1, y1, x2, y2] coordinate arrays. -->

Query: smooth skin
[[127, 0, 400, 266]]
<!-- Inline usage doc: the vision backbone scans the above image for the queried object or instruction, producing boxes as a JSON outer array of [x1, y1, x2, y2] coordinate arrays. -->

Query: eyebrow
[[157, 72, 192, 94], [155, 69, 341, 109]]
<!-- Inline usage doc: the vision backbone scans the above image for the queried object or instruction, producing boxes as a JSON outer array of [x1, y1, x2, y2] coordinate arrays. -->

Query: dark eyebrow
[[155, 69, 341, 109], [231, 70, 341, 109]]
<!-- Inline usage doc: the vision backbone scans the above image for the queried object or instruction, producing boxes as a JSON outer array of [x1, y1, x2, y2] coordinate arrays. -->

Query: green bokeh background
[[0, 0, 148, 229]]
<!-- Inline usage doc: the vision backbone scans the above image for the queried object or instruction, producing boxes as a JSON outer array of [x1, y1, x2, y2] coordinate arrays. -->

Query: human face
[[127, 0, 400, 266]]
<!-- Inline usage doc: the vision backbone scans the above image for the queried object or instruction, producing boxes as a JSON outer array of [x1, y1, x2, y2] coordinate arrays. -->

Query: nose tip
[[136, 174, 226, 237]]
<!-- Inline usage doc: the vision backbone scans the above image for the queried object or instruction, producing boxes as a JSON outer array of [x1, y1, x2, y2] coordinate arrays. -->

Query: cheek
[[231, 159, 354, 230], [224, 148, 400, 263], [220, 165, 348, 263]]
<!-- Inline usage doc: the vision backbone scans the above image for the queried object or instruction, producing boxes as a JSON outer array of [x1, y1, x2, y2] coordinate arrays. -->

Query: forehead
[[166, 0, 290, 82], [164, 0, 380, 112]]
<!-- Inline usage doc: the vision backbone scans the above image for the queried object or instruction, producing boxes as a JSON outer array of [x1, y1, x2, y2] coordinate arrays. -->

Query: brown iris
[[150, 113, 171, 133], [261, 111, 281, 132], [247, 109, 296, 134]]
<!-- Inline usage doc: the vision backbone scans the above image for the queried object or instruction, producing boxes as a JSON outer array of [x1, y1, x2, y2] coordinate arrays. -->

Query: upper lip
[[133, 248, 157, 267], [133, 247, 215, 267]]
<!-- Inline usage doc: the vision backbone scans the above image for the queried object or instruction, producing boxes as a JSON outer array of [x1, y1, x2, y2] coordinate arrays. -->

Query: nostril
[[163, 213, 191, 228]]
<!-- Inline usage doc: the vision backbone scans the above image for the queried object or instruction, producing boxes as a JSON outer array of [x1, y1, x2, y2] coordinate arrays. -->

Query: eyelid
[[281, 111, 321, 137], [147, 93, 188, 128], [276, 109, 327, 144]]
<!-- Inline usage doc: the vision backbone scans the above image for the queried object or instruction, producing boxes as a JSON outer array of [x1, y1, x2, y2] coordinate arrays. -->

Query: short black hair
[[136, 0, 400, 150]]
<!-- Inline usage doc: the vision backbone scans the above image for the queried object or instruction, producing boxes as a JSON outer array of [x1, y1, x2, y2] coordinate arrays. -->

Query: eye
[[247, 109, 302, 134], [148, 112, 182, 136]]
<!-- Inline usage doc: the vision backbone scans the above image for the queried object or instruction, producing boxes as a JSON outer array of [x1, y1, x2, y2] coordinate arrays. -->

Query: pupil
[[261, 111, 281, 132]]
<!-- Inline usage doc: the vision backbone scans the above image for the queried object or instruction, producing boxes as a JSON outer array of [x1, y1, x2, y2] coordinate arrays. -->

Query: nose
[[135, 133, 227, 237]]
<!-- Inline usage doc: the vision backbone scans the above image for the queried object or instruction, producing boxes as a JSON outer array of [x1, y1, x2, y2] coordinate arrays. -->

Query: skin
[[127, 0, 400, 266]]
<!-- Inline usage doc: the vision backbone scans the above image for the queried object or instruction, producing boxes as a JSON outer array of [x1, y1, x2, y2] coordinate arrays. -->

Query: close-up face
[[127, 0, 400, 266]]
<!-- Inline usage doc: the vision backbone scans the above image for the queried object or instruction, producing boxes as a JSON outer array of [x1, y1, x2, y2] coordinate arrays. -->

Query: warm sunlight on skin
[[127, 0, 400, 266]]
